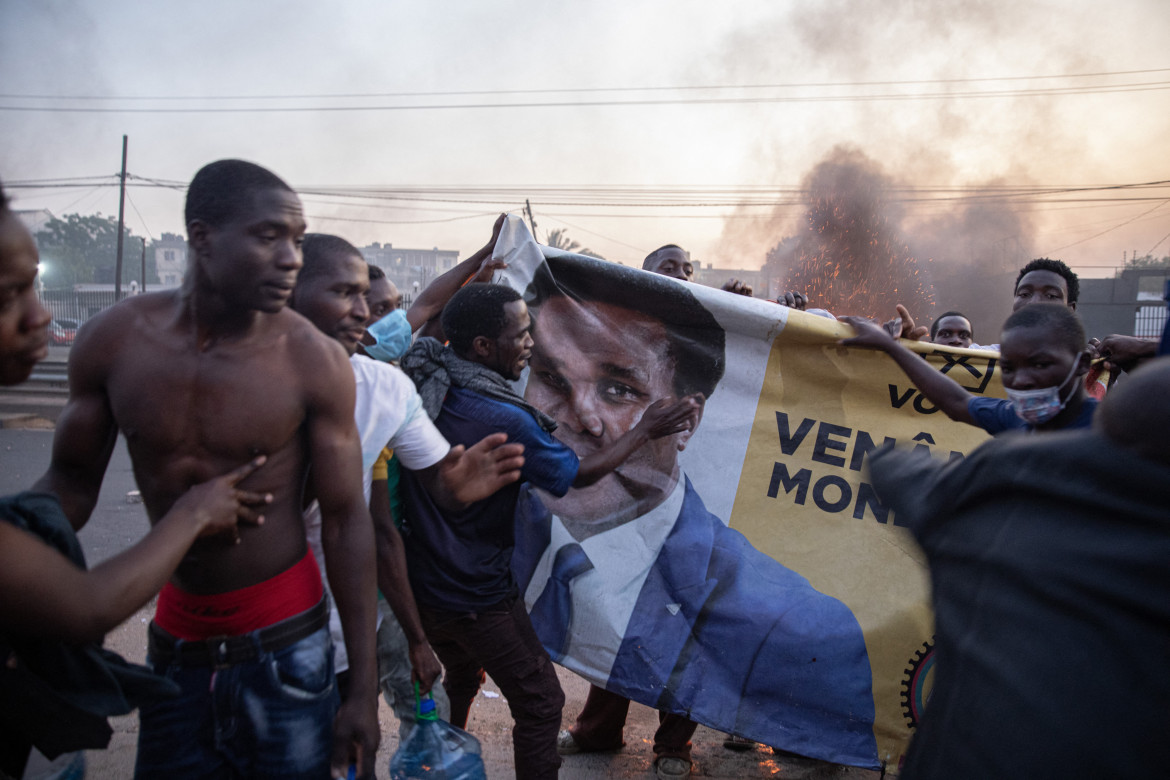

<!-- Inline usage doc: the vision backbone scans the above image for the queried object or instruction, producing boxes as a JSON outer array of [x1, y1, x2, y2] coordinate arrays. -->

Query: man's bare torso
[[98, 290, 334, 593]]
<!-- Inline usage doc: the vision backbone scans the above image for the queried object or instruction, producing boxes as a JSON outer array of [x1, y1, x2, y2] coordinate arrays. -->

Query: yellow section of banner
[[730, 316, 1002, 765]]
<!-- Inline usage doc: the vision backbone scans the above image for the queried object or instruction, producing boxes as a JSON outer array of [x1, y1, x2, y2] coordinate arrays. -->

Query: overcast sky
[[3, 0, 1168, 275]]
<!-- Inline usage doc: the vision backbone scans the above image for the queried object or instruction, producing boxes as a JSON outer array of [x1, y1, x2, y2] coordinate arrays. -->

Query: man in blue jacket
[[398, 283, 696, 780]]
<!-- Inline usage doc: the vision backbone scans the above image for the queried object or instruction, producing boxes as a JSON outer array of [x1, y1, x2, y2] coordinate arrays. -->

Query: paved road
[[2, 426, 883, 780], [0, 428, 146, 566]]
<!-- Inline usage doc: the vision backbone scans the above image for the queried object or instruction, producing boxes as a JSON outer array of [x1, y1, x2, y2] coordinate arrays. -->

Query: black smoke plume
[[761, 147, 1034, 338]]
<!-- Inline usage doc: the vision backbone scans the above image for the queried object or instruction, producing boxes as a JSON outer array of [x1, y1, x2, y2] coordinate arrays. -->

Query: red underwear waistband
[[154, 549, 323, 640]]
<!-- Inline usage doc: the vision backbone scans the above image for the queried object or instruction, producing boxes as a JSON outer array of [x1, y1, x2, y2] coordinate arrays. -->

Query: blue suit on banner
[[514, 478, 880, 768]]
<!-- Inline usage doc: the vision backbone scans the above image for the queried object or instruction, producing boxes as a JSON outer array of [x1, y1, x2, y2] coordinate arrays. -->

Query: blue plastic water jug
[[389, 694, 487, 780]]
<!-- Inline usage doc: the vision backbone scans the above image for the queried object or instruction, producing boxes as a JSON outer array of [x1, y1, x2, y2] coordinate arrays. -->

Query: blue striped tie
[[530, 543, 593, 661]]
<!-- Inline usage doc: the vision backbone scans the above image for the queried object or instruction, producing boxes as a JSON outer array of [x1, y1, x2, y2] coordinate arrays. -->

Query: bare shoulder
[[280, 309, 354, 393], [70, 291, 182, 378]]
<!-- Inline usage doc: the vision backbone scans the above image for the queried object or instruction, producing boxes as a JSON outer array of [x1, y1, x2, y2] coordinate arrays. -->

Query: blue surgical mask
[[364, 309, 413, 363], [1004, 355, 1082, 426]]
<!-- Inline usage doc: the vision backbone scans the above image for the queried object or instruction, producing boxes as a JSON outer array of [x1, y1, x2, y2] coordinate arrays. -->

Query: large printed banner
[[492, 217, 1002, 770]]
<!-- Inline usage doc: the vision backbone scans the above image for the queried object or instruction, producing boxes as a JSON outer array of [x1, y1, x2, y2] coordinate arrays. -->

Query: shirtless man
[[34, 160, 379, 779], [0, 180, 270, 778]]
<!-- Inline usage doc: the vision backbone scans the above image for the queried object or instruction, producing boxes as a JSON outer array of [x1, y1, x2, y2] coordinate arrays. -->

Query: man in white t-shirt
[[291, 233, 525, 730]]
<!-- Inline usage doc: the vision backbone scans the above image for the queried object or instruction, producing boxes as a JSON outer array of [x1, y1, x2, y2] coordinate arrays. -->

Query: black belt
[[148, 597, 329, 669]]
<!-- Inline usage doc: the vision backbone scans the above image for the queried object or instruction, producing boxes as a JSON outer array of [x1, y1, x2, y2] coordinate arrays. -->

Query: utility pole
[[114, 135, 128, 301], [140, 237, 147, 293], [524, 199, 538, 240]]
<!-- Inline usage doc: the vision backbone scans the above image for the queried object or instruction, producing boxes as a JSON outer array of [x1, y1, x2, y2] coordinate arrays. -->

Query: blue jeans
[[134, 625, 339, 779]]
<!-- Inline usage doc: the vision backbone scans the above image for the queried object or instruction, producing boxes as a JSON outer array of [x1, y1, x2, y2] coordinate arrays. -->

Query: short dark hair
[[642, 244, 687, 271], [300, 233, 362, 287], [367, 263, 385, 281], [930, 310, 971, 340], [1015, 258, 1079, 304], [184, 159, 294, 229], [527, 254, 725, 399], [442, 283, 523, 355], [1002, 302, 1086, 353]]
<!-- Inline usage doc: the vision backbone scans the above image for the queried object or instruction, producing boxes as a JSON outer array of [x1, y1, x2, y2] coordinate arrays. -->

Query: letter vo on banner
[[493, 216, 1001, 771]]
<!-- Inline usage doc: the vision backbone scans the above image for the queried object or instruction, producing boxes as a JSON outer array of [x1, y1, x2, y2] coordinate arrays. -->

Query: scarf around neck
[[400, 337, 557, 432]]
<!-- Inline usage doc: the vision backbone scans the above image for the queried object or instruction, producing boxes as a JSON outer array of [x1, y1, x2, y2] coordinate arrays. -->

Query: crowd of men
[[0, 159, 1167, 780]]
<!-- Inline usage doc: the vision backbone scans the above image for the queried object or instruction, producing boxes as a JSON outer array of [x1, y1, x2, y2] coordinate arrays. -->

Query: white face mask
[[1003, 354, 1083, 426], [363, 309, 413, 363]]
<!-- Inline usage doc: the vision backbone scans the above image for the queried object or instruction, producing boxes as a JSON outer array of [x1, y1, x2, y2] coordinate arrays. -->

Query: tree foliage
[[35, 213, 155, 287], [1116, 253, 1170, 275], [545, 228, 604, 260]]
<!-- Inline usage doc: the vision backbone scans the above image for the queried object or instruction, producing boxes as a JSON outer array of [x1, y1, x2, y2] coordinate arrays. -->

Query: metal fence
[[40, 288, 120, 325], [1135, 303, 1168, 339]]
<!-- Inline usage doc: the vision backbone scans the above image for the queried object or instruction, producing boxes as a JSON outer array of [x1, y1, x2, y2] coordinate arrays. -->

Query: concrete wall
[[1078, 269, 1168, 339]]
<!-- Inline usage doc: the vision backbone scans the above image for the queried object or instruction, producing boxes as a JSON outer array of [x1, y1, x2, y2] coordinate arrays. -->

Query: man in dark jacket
[[869, 358, 1170, 779]]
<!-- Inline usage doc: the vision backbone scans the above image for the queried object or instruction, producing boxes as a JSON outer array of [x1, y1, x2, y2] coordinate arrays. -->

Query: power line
[[1144, 229, 1170, 256], [538, 213, 649, 255], [6, 174, 118, 183], [124, 190, 155, 241], [16, 171, 1165, 269], [179, 177, 1170, 209], [1030, 205, 1170, 233], [299, 196, 507, 216], [11, 176, 1169, 199], [58, 186, 106, 214], [11, 174, 1170, 215], [3, 67, 1167, 101], [3, 81, 1168, 114], [307, 211, 502, 225], [1045, 199, 1170, 253]]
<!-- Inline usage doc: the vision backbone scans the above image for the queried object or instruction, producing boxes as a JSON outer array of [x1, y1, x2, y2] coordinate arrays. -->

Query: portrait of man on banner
[[511, 254, 881, 768]]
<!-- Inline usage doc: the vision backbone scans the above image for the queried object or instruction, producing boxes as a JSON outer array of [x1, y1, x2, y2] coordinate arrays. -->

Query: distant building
[[13, 208, 54, 236], [692, 261, 772, 298], [153, 232, 187, 288], [359, 242, 460, 295]]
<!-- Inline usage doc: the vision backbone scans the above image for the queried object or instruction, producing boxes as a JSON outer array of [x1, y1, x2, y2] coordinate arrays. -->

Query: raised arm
[[303, 343, 379, 778], [33, 316, 120, 530], [883, 304, 930, 341], [406, 214, 507, 333], [2, 457, 270, 644], [1096, 334, 1158, 373], [413, 432, 525, 513], [839, 316, 975, 424], [575, 395, 701, 487], [369, 466, 440, 692]]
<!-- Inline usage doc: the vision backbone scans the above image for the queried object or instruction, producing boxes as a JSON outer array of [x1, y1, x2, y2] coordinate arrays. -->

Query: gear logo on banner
[[901, 639, 935, 728]]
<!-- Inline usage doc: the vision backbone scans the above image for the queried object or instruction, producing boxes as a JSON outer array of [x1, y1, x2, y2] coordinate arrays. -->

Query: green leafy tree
[[35, 213, 155, 288]]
